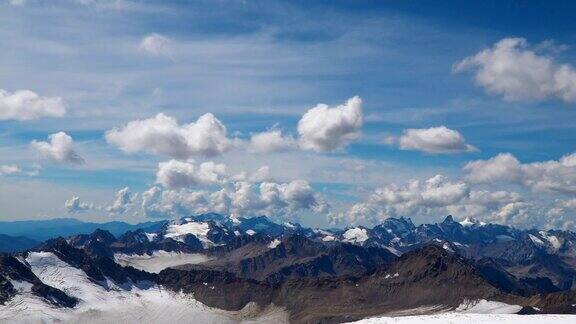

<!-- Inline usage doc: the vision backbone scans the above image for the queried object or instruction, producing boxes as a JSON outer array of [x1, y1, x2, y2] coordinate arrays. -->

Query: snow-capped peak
[[165, 221, 213, 248], [342, 227, 369, 244]]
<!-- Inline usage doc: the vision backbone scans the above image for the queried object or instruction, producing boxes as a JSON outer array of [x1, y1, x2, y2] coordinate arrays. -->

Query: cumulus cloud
[[156, 160, 228, 189], [105, 113, 233, 159], [547, 198, 576, 230], [249, 129, 296, 153], [231, 165, 272, 183], [393, 126, 477, 154], [31, 132, 84, 164], [248, 165, 271, 182], [139, 33, 173, 58], [155, 159, 271, 189], [464, 152, 576, 194], [106, 187, 136, 214], [332, 174, 526, 227], [0, 165, 21, 176], [455, 37, 576, 102], [141, 179, 328, 220], [492, 202, 540, 228], [298, 96, 363, 152], [64, 188, 137, 215], [0, 89, 66, 121], [65, 196, 93, 213]]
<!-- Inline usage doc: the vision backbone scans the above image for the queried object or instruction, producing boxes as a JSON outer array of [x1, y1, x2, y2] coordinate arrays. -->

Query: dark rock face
[[67, 227, 202, 257], [159, 268, 275, 310], [332, 215, 576, 291], [180, 235, 396, 285], [0, 275, 16, 305], [474, 258, 537, 295], [237, 216, 286, 237], [157, 244, 531, 323]]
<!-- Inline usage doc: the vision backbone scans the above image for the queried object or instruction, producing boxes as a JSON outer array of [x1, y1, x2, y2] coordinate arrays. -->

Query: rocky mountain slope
[[2, 213, 576, 323]]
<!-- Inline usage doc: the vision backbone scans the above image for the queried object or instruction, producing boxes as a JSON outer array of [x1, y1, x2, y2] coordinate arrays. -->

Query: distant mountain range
[[0, 234, 38, 253], [2, 213, 576, 323], [0, 218, 164, 242]]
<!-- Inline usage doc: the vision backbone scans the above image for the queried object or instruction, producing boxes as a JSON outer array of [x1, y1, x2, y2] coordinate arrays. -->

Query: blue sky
[[1, 0, 576, 229]]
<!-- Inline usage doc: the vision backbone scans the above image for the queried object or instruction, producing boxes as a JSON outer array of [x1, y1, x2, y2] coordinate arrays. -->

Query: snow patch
[[314, 229, 337, 242], [246, 229, 256, 236], [165, 221, 213, 248], [456, 299, 522, 314], [529, 234, 545, 246], [442, 243, 454, 252], [343, 228, 369, 244], [384, 246, 402, 256], [384, 273, 400, 279], [144, 232, 157, 242], [284, 222, 296, 229], [349, 314, 576, 323], [322, 235, 336, 242], [268, 239, 281, 249], [539, 231, 562, 250]]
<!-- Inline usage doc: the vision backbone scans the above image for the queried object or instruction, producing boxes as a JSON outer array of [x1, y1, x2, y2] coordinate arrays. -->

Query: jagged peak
[[89, 229, 117, 243], [442, 215, 456, 224], [380, 217, 416, 231]]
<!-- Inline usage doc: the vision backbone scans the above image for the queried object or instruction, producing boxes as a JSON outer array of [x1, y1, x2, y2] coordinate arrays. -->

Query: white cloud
[[249, 165, 271, 182], [31, 132, 84, 164], [155, 159, 274, 191], [394, 126, 477, 154], [105, 113, 233, 159], [231, 165, 272, 183], [139, 33, 173, 58], [141, 179, 328, 220], [341, 175, 469, 225], [547, 198, 576, 229], [333, 174, 527, 227], [455, 37, 576, 102], [65, 196, 93, 213], [106, 187, 136, 214], [156, 160, 228, 189], [0, 89, 66, 121], [492, 202, 539, 227], [464, 152, 576, 194], [298, 96, 363, 152], [0, 165, 21, 175], [249, 129, 296, 153]]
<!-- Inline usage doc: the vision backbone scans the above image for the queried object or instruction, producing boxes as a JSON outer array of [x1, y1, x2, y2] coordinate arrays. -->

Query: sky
[[1, 0, 576, 230]]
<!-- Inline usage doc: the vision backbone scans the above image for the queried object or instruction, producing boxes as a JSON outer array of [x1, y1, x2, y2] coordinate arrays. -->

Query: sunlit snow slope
[[0, 252, 287, 324], [350, 314, 576, 324]]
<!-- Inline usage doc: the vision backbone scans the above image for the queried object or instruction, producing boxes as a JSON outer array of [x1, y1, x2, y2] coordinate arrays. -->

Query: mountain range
[[2, 213, 576, 323], [0, 218, 164, 242]]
